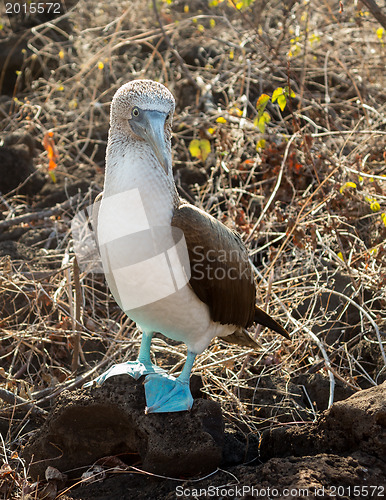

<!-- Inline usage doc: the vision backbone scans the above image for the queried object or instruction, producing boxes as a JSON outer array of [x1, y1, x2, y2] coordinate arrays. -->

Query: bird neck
[[104, 132, 179, 226]]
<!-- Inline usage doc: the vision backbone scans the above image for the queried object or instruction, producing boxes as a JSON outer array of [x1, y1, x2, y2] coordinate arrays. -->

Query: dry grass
[[0, 0, 385, 497]]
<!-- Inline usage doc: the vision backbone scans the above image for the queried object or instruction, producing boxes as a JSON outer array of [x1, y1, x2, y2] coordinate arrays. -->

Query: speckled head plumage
[[105, 79, 178, 198], [110, 80, 175, 137]]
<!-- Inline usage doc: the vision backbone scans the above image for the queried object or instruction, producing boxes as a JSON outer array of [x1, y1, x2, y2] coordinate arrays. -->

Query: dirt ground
[[0, 0, 385, 498]]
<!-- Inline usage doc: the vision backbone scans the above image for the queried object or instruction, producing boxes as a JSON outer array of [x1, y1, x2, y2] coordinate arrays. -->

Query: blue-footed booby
[[85, 79, 289, 413]]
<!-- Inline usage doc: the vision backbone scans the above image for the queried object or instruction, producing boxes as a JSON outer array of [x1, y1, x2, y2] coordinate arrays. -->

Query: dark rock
[[238, 374, 311, 424], [0, 133, 45, 195], [56, 452, 386, 500], [222, 434, 245, 467], [18, 227, 57, 248], [34, 162, 104, 208], [177, 164, 208, 187], [0, 37, 43, 94], [351, 339, 386, 387], [321, 381, 386, 459], [0, 241, 57, 269], [291, 259, 377, 346], [23, 376, 224, 480], [180, 44, 221, 68], [260, 380, 386, 461], [221, 422, 262, 467], [291, 373, 355, 412]]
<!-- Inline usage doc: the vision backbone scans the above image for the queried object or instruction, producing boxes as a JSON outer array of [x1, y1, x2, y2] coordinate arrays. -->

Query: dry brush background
[[0, 0, 385, 497]]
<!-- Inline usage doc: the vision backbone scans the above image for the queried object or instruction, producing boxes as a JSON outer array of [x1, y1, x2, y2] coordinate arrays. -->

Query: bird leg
[[144, 351, 196, 413], [84, 331, 166, 387]]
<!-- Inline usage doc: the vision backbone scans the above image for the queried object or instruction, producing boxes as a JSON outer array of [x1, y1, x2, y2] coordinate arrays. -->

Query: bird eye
[[132, 107, 140, 118]]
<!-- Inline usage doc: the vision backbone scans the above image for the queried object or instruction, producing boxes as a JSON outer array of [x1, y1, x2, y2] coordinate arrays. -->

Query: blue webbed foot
[[84, 360, 166, 387], [144, 373, 193, 413]]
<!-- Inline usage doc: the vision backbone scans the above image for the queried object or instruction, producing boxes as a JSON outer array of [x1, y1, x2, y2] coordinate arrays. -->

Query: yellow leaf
[[339, 181, 357, 194], [216, 116, 227, 123], [184, 4, 189, 12], [257, 111, 270, 133], [189, 139, 211, 162], [381, 213, 386, 227], [337, 252, 344, 261], [256, 139, 266, 150], [376, 27, 384, 41], [207, 127, 215, 134], [256, 93, 270, 110], [309, 33, 320, 47], [69, 99, 78, 109], [230, 107, 243, 116], [189, 140, 200, 158], [229, 49, 234, 60], [277, 94, 287, 111], [370, 201, 380, 212], [288, 44, 301, 58], [210, 18, 216, 28], [271, 87, 284, 103], [97, 61, 104, 70], [59, 50, 64, 59]]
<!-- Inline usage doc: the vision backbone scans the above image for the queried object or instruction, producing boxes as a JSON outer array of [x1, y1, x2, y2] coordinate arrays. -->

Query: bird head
[[110, 80, 175, 175]]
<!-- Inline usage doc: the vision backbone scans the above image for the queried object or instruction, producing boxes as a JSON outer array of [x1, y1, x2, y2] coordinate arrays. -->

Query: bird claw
[[83, 360, 166, 387], [144, 373, 193, 413]]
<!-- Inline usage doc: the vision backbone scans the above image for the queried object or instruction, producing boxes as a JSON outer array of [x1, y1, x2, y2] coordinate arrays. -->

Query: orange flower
[[43, 131, 59, 171]]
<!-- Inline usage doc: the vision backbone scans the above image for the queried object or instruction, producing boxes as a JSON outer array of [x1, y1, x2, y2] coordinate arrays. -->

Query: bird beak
[[131, 110, 171, 175]]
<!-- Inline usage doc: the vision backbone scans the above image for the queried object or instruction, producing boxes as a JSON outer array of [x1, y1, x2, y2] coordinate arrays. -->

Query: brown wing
[[171, 203, 256, 328]]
